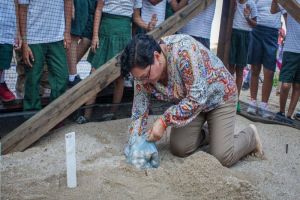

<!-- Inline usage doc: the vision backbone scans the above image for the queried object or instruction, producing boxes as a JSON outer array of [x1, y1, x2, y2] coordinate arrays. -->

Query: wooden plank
[[1, 0, 213, 154], [277, 0, 300, 24], [217, 0, 235, 66], [149, 0, 214, 40]]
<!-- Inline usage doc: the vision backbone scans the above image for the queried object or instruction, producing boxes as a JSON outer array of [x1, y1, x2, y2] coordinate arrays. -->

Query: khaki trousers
[[170, 102, 257, 167]]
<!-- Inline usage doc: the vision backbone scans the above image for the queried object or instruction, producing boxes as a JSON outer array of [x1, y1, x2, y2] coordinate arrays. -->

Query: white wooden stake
[[65, 132, 77, 188]]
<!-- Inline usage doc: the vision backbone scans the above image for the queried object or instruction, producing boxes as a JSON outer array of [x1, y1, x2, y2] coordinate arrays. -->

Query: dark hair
[[120, 34, 162, 78]]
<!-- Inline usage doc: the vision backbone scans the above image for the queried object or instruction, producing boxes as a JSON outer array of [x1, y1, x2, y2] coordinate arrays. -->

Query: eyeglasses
[[133, 65, 151, 82]]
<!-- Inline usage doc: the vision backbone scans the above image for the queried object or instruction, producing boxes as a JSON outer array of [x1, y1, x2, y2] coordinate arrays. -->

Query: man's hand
[[64, 32, 71, 49], [22, 43, 34, 67], [91, 36, 99, 53], [147, 118, 166, 142]]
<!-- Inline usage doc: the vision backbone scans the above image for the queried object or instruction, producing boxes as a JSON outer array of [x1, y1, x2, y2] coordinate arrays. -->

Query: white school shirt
[[283, 0, 300, 53], [18, 0, 65, 44], [138, 0, 168, 27], [255, 0, 283, 29], [233, 0, 258, 31], [179, 0, 216, 39], [103, 0, 141, 17], [0, 0, 17, 44]]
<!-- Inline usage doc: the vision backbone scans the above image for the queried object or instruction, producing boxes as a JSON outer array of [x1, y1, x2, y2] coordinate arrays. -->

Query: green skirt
[[87, 13, 132, 69], [82, 0, 97, 40], [71, 0, 97, 38], [87, 13, 131, 69]]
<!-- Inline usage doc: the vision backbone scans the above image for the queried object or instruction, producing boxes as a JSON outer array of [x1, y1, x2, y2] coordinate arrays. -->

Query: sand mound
[[1, 118, 265, 200]]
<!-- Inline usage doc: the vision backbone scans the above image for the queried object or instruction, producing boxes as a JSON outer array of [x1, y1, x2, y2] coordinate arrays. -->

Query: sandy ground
[[1, 76, 300, 200], [1, 114, 299, 200]]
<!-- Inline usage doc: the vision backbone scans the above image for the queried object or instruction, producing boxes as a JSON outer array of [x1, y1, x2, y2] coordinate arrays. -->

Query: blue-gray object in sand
[[124, 133, 159, 169]]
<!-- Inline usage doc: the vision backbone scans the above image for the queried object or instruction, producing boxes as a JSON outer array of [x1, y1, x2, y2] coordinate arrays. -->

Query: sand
[[1, 115, 299, 200]]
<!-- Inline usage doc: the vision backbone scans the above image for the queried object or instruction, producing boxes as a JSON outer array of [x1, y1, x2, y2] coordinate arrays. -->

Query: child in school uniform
[[229, 0, 257, 112], [0, 0, 20, 102], [133, 0, 166, 33], [19, 0, 72, 111], [179, 0, 216, 49], [67, 0, 97, 87], [134, 0, 187, 33], [246, 0, 284, 118], [272, 0, 300, 123], [76, 0, 141, 123]]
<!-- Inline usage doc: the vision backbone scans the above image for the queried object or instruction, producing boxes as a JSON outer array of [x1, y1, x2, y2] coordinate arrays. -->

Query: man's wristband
[[159, 117, 167, 130]]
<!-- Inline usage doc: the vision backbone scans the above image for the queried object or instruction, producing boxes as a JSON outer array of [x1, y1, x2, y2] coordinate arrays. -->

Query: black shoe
[[76, 115, 89, 124], [274, 112, 293, 125], [242, 81, 249, 90], [294, 112, 300, 121], [68, 75, 82, 87]]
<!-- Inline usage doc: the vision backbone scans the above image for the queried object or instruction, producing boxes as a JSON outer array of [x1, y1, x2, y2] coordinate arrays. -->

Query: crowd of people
[[0, 0, 299, 122]]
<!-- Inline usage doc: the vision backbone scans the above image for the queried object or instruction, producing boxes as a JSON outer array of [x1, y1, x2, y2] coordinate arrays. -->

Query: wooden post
[[1, 0, 213, 154], [277, 0, 300, 23], [217, 0, 235, 67]]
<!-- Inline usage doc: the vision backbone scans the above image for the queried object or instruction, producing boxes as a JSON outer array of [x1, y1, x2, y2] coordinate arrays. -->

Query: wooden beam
[[277, 0, 300, 24], [217, 0, 235, 67], [1, 0, 213, 154], [149, 0, 214, 40]]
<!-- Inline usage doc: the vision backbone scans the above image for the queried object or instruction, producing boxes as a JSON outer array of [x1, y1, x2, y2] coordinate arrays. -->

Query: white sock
[[0, 71, 5, 83], [69, 74, 77, 82], [260, 102, 268, 108], [250, 99, 257, 105]]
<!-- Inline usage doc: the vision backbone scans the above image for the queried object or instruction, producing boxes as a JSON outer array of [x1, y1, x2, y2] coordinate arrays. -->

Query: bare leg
[[113, 76, 124, 104], [84, 67, 96, 119], [261, 67, 274, 103], [236, 66, 244, 97], [111, 76, 125, 113], [228, 64, 236, 75], [77, 38, 91, 62], [287, 83, 300, 118], [279, 82, 291, 113], [66, 36, 80, 76], [250, 64, 262, 100]]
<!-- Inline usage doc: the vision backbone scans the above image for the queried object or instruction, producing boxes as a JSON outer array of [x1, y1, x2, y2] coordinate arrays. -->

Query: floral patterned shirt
[[129, 34, 237, 136]]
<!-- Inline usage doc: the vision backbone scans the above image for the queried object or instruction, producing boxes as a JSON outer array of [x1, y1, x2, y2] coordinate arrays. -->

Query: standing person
[[19, 0, 72, 111], [247, 0, 284, 118], [276, 22, 286, 71], [67, 0, 98, 87], [134, 0, 167, 33], [179, 0, 216, 49], [120, 34, 263, 169], [275, 22, 286, 95], [133, 3, 158, 33], [77, 0, 142, 123], [133, 0, 187, 33], [229, 0, 257, 112], [0, 0, 20, 102], [272, 0, 300, 123]]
